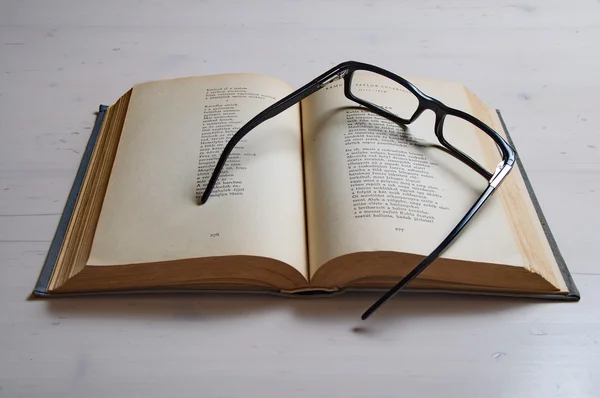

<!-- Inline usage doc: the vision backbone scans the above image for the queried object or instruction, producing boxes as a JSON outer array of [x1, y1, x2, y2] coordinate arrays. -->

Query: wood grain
[[1, 0, 598, 397]]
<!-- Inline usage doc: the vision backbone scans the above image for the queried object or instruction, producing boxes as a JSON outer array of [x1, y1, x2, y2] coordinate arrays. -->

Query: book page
[[88, 74, 308, 278], [301, 74, 526, 278]]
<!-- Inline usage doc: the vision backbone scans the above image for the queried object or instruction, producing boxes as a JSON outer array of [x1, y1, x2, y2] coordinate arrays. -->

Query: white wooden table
[[1, 1, 599, 396]]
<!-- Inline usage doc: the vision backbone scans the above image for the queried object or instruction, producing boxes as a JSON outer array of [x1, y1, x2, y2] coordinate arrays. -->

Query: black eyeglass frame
[[199, 61, 516, 320]]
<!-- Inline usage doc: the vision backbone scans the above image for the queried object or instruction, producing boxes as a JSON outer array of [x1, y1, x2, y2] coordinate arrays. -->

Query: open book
[[34, 70, 579, 300]]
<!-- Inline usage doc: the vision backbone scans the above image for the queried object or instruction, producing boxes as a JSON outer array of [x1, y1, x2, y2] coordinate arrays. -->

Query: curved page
[[88, 74, 307, 278], [301, 76, 524, 278]]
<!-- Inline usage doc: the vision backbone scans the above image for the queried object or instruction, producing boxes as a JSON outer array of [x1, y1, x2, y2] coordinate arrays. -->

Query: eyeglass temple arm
[[361, 183, 499, 320], [199, 67, 348, 205]]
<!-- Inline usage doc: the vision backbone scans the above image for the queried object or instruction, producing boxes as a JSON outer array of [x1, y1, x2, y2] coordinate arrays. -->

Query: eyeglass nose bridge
[[403, 102, 435, 132], [406, 92, 446, 125]]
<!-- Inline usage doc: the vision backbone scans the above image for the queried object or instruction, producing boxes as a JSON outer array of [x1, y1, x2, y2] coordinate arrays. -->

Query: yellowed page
[[88, 74, 308, 278], [302, 74, 525, 278]]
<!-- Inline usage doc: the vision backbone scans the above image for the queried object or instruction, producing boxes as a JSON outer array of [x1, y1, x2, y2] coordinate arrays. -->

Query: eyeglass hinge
[[490, 163, 512, 188], [318, 70, 348, 88]]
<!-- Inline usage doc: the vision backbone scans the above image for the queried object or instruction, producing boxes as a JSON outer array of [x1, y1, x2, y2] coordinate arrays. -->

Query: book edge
[[31, 105, 109, 296], [495, 109, 580, 301], [28, 286, 577, 300]]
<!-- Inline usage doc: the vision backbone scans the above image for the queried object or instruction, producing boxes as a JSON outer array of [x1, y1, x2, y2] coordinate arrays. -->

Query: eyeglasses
[[200, 61, 516, 320]]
